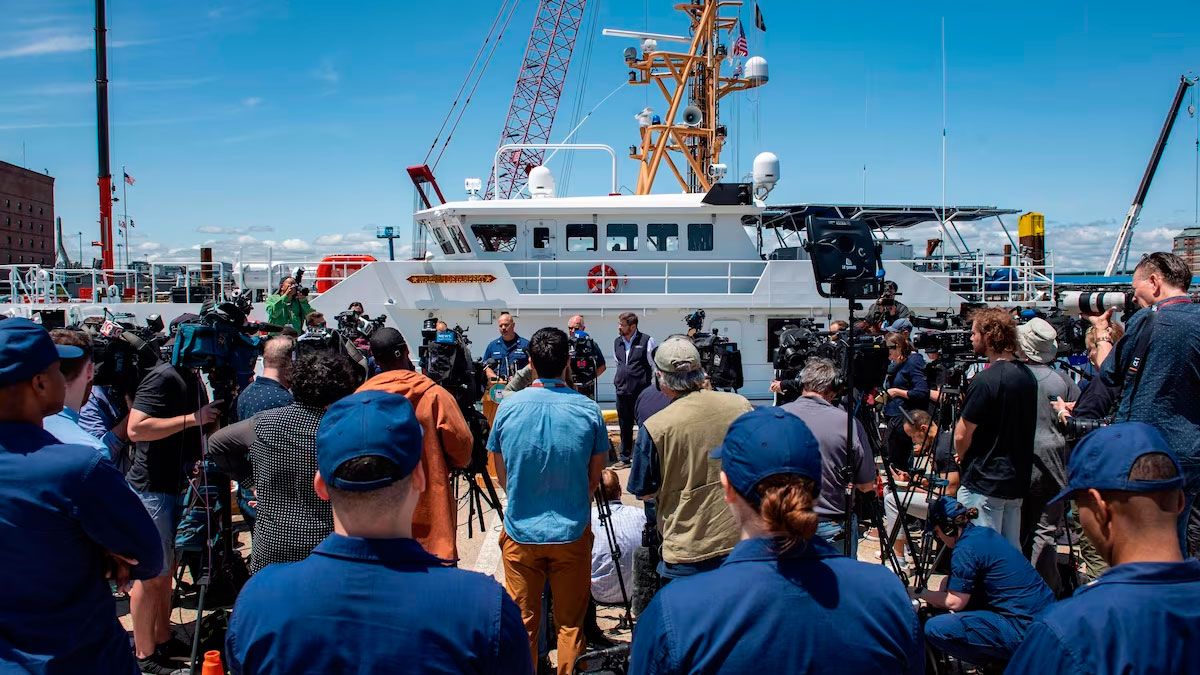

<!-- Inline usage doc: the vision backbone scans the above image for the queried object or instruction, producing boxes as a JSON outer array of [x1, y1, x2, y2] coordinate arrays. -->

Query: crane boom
[[487, 0, 588, 200], [1105, 75, 1197, 276]]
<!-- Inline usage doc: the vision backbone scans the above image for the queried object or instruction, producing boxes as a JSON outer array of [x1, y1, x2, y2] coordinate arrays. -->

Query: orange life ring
[[587, 264, 619, 294]]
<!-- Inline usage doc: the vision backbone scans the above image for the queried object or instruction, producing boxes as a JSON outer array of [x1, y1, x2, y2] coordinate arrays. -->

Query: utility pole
[[376, 226, 399, 261], [94, 0, 115, 277]]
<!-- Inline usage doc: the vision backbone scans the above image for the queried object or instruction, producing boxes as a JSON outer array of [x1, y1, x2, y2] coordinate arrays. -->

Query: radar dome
[[745, 56, 768, 86], [528, 165, 556, 199], [752, 152, 780, 199]]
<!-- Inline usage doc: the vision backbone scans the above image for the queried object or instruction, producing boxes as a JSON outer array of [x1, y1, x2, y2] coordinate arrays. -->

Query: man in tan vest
[[627, 336, 753, 580]]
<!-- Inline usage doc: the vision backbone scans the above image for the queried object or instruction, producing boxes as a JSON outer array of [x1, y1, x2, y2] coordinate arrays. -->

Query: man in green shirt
[[265, 277, 314, 333]]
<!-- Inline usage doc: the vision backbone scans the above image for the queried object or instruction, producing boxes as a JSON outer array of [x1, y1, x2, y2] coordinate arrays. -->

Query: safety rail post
[[185, 269, 191, 303]]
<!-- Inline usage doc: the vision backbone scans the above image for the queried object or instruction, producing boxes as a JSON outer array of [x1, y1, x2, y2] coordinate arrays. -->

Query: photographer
[[358, 327, 473, 562], [768, 320, 847, 395], [1054, 322, 1124, 424], [568, 314, 606, 399], [916, 496, 1053, 668], [883, 332, 929, 471], [80, 379, 132, 472], [347, 301, 365, 316], [41, 330, 110, 458], [630, 407, 922, 675], [780, 358, 876, 557], [0, 319, 164, 674], [866, 281, 911, 329], [954, 308, 1037, 548], [883, 409, 959, 569], [1094, 252, 1200, 554], [265, 276, 313, 333], [1008, 423, 1200, 674], [126, 358, 220, 671], [1015, 318, 1079, 593], [305, 311, 326, 330]]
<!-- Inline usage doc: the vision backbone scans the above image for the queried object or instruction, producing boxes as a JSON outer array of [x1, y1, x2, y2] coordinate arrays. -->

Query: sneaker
[[137, 653, 186, 675], [610, 460, 631, 470]]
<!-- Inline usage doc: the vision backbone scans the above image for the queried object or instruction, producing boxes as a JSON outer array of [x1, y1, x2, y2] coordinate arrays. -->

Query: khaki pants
[[501, 528, 593, 675]]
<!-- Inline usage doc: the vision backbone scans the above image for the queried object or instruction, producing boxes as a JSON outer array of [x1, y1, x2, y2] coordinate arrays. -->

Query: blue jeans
[[957, 487, 1022, 550], [925, 610, 1027, 665], [137, 491, 182, 573], [817, 515, 859, 558], [657, 554, 727, 580]]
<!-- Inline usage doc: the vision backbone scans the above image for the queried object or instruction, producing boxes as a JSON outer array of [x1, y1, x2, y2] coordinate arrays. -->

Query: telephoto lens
[[1059, 291, 1136, 317]]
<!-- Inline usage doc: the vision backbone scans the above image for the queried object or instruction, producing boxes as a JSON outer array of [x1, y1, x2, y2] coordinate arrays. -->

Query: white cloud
[[135, 242, 163, 252], [241, 96, 263, 108], [0, 34, 91, 59], [236, 235, 258, 245], [280, 238, 312, 252], [196, 225, 230, 234]]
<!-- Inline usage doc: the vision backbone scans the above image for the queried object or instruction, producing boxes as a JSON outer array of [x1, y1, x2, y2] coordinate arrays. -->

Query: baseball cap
[[316, 391, 424, 492], [654, 336, 701, 374], [0, 318, 83, 387], [711, 407, 822, 505], [926, 495, 970, 532], [368, 327, 407, 357], [1049, 422, 1184, 504]]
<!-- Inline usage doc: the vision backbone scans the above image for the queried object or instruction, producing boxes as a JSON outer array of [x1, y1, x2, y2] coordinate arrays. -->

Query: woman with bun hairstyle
[[916, 496, 1054, 669], [629, 407, 922, 675]]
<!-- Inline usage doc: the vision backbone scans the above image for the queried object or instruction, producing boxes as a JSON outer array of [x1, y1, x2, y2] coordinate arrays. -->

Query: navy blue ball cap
[[1049, 422, 1184, 505], [926, 495, 969, 532], [0, 318, 83, 387], [316, 391, 424, 492], [712, 407, 822, 505]]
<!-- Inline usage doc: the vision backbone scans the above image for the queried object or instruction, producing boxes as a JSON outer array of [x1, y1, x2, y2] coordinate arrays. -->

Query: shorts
[[137, 490, 182, 573]]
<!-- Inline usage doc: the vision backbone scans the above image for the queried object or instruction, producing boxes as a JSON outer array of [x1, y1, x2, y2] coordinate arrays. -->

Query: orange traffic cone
[[201, 650, 224, 675]]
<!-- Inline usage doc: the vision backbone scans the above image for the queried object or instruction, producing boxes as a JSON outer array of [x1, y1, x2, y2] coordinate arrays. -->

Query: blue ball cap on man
[[712, 406, 823, 503], [0, 317, 83, 386], [316, 390, 425, 490], [1050, 422, 1185, 505]]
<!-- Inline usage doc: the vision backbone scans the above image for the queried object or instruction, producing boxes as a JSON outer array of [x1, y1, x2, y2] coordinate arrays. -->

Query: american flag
[[123, 171, 135, 186], [732, 22, 749, 57], [733, 62, 744, 78]]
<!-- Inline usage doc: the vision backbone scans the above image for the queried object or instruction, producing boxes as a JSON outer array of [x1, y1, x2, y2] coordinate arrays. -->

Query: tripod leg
[[473, 483, 486, 532], [479, 470, 504, 520]]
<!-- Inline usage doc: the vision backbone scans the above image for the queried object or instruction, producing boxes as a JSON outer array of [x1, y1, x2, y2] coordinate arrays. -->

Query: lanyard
[[1154, 296, 1193, 311]]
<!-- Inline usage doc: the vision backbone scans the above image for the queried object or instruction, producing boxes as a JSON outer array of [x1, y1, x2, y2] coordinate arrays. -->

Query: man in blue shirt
[[489, 327, 608, 673], [483, 311, 530, 380], [0, 318, 164, 674], [227, 390, 530, 674], [42, 329, 111, 458], [630, 407, 922, 675], [234, 335, 294, 421], [80, 383, 132, 472], [916, 496, 1054, 667], [1007, 423, 1200, 674], [1094, 252, 1200, 554]]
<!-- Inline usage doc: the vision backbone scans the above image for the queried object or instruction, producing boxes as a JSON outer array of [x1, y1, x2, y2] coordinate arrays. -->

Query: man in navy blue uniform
[[0, 318, 164, 674], [483, 311, 530, 380], [629, 407, 923, 675], [1006, 423, 1200, 674], [917, 495, 1054, 668], [226, 390, 531, 674]]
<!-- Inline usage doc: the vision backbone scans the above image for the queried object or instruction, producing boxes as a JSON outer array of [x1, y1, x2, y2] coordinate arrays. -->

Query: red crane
[[487, 0, 588, 200]]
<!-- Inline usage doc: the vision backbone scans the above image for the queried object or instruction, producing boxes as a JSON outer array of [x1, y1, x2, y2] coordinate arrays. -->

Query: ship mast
[[614, 0, 766, 194]]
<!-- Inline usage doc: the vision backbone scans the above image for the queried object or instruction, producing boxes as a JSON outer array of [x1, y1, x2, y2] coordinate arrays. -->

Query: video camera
[[171, 301, 283, 415], [74, 313, 166, 397], [568, 329, 602, 387], [419, 317, 487, 408], [684, 310, 743, 391], [909, 303, 985, 358], [335, 310, 386, 342]]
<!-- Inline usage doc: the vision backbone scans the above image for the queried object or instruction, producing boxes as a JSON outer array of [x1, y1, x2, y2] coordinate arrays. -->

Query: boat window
[[688, 223, 714, 251], [432, 226, 456, 255], [450, 224, 471, 254], [471, 224, 517, 253], [647, 223, 679, 252], [607, 223, 638, 252], [533, 226, 551, 249], [566, 223, 597, 252]]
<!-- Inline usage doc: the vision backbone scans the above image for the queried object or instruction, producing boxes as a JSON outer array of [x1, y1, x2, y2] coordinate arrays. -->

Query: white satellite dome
[[752, 152, 780, 199], [745, 56, 769, 86], [528, 165, 556, 199]]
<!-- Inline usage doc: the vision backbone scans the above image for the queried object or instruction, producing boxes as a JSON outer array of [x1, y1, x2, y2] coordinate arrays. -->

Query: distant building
[[0, 161, 54, 266], [1175, 227, 1200, 276]]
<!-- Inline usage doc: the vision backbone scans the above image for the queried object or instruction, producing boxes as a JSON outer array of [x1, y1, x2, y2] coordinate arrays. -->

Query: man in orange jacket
[[357, 327, 473, 562]]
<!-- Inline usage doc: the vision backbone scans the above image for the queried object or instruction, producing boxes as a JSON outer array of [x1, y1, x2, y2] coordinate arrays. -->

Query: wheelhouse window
[[606, 223, 638, 252], [450, 224, 471, 253], [688, 223, 714, 251], [432, 226, 455, 255], [533, 226, 551, 249], [647, 223, 679, 252], [471, 223, 517, 253], [566, 223, 597, 252]]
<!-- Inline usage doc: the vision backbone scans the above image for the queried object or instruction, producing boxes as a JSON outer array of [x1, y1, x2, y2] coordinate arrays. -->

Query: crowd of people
[[0, 251, 1198, 674]]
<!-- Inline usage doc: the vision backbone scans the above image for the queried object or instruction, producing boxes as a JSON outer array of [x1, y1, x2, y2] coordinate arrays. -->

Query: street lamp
[[74, 231, 83, 267]]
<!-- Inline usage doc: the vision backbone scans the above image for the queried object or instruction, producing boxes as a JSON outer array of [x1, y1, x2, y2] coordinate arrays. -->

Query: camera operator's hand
[[1087, 307, 1115, 332], [891, 468, 910, 484], [769, 380, 783, 393], [193, 400, 223, 427], [1051, 396, 1075, 421], [104, 552, 139, 593]]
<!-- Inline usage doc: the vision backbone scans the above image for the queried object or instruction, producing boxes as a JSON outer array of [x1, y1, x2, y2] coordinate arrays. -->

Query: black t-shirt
[[931, 429, 960, 475], [127, 363, 206, 494], [959, 360, 1037, 499]]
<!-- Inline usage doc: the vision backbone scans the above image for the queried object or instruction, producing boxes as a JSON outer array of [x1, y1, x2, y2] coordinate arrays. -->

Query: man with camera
[[866, 281, 911, 329], [1007, 423, 1200, 673], [780, 357, 876, 557], [265, 276, 313, 333], [358, 327, 473, 562], [0, 318, 165, 674], [568, 314, 606, 399], [483, 312, 529, 382], [126, 357, 220, 672], [613, 312, 656, 468], [1094, 251, 1200, 555], [628, 337, 752, 579], [954, 307, 1037, 548]]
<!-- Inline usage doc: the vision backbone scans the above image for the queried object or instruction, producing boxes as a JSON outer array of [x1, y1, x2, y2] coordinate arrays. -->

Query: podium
[[482, 381, 507, 481]]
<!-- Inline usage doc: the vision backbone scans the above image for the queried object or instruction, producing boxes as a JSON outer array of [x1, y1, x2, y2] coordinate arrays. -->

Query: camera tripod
[[593, 488, 634, 630], [454, 468, 505, 538]]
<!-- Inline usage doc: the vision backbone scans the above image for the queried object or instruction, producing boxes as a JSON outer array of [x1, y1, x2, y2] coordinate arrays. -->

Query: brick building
[[1175, 227, 1200, 276], [0, 160, 55, 266]]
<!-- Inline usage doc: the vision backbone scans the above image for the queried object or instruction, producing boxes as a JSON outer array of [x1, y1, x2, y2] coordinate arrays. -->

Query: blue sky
[[1, 0, 1198, 271]]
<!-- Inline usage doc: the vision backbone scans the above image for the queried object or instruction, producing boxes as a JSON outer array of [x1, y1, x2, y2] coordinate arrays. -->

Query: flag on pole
[[732, 22, 749, 57], [733, 62, 744, 78], [754, 1, 767, 31], [123, 171, 135, 186]]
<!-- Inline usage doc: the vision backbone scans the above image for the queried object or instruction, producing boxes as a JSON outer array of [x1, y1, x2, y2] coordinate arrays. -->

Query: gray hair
[[659, 367, 707, 395], [800, 357, 841, 394]]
